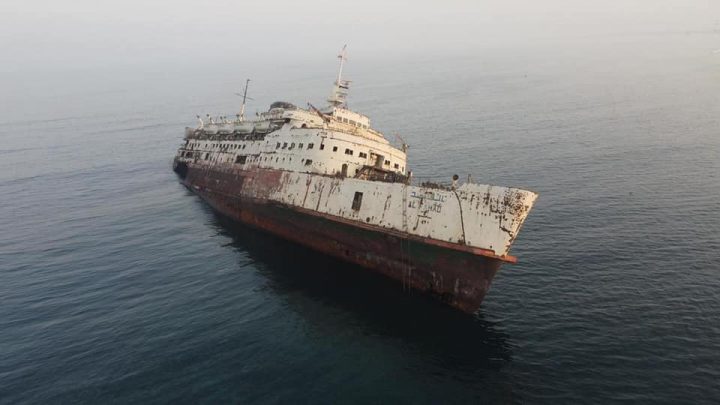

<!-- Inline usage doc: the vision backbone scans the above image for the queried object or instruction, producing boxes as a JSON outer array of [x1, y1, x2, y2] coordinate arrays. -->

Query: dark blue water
[[2, 36, 719, 403]]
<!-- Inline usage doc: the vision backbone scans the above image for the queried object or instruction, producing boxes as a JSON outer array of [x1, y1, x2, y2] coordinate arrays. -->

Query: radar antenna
[[234, 79, 254, 121], [327, 45, 350, 108]]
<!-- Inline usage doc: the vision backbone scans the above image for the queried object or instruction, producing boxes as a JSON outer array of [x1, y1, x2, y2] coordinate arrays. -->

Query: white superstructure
[[174, 48, 537, 259]]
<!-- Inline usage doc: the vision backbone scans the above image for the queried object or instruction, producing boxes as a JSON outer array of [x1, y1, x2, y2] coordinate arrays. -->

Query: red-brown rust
[[181, 164, 511, 313], [291, 205, 518, 263], [186, 164, 517, 263]]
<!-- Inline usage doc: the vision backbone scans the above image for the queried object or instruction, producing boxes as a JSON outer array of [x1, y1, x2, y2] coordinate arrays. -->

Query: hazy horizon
[[3, 0, 719, 73]]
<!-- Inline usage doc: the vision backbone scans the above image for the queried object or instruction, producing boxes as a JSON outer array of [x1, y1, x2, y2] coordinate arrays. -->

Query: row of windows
[[190, 148, 404, 172], [276, 142, 315, 150], [188, 142, 248, 150], [272, 142, 387, 165], [235, 155, 313, 166], [187, 138, 404, 171], [338, 116, 368, 129]]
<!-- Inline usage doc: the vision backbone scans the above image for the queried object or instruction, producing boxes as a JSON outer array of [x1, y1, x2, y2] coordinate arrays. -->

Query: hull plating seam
[[192, 182, 517, 264], [187, 182, 504, 313]]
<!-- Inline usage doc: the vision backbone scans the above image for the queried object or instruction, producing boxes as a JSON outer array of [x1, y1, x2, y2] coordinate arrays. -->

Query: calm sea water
[[1, 35, 719, 403]]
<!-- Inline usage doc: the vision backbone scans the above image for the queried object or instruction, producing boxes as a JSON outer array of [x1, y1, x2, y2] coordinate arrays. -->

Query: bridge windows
[[358, 152, 367, 158], [304, 159, 313, 166], [320, 144, 325, 150], [345, 148, 353, 155], [308, 143, 314, 149], [333, 146, 338, 152], [282, 142, 288, 149], [276, 142, 281, 149], [299, 143, 304, 149], [235, 155, 246, 164]]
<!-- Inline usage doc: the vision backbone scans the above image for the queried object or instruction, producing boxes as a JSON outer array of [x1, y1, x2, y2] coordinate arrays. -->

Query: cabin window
[[394, 163, 399, 169], [282, 142, 288, 149], [333, 146, 338, 152], [276, 142, 280, 149], [305, 159, 313, 166], [308, 143, 314, 149], [352, 192, 363, 211], [299, 143, 304, 149], [384, 160, 390, 166], [349, 120, 356, 126], [290, 143, 295, 150], [235, 155, 246, 164], [320, 144, 325, 150], [345, 148, 353, 155], [359, 152, 367, 158], [342, 117, 348, 123]]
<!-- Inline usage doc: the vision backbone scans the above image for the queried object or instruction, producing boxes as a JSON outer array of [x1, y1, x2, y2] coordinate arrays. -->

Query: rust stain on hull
[[182, 165, 510, 314]]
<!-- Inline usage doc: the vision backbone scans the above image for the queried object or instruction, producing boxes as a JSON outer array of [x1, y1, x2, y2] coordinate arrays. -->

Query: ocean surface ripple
[[1, 41, 719, 403]]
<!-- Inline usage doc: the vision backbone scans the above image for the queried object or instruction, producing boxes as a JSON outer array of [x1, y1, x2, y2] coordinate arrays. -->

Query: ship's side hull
[[179, 163, 506, 313]]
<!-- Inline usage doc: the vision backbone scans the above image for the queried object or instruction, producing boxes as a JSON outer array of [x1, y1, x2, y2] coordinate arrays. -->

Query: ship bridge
[[178, 46, 408, 180]]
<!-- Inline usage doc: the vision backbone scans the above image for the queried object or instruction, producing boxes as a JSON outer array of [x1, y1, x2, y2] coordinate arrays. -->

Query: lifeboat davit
[[218, 123, 233, 134], [203, 125, 219, 135], [233, 121, 254, 134], [254, 121, 271, 133]]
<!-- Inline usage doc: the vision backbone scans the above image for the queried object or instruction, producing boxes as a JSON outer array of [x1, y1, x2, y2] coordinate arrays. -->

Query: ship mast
[[236, 79, 251, 121], [327, 45, 350, 109], [336, 45, 347, 84]]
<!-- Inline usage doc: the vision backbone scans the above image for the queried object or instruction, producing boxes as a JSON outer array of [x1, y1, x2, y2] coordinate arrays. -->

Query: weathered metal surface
[[185, 165, 504, 313], [173, 53, 538, 312], [185, 163, 536, 258], [180, 163, 536, 312]]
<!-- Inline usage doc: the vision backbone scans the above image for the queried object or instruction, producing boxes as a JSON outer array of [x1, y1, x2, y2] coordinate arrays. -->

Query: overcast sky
[[2, 0, 718, 72]]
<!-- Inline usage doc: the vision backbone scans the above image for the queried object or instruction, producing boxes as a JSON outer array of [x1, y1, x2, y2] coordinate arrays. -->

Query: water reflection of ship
[[209, 212, 513, 374]]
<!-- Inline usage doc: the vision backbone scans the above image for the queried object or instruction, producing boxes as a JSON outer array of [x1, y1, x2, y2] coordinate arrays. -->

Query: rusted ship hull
[[178, 163, 509, 313]]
